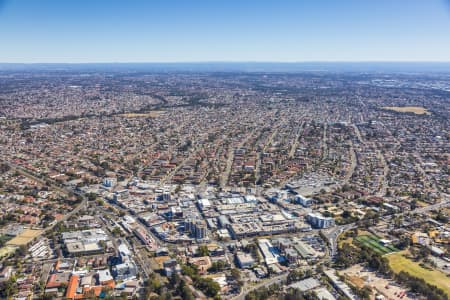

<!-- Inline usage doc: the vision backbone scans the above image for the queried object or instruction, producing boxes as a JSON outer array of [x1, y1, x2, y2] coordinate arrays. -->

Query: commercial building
[[185, 218, 208, 240], [306, 213, 335, 229], [217, 215, 231, 228], [65, 241, 103, 256], [236, 252, 256, 268], [112, 262, 137, 281], [62, 229, 110, 256], [102, 177, 117, 188], [197, 199, 211, 211], [324, 269, 357, 300], [295, 195, 313, 207], [112, 242, 138, 280], [288, 277, 320, 292], [258, 239, 285, 265], [294, 241, 319, 260], [314, 287, 337, 300]]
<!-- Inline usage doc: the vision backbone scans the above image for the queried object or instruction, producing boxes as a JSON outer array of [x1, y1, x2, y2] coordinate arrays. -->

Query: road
[[3, 161, 71, 195], [160, 141, 199, 184], [255, 123, 281, 185], [92, 203, 153, 280], [343, 142, 357, 184], [321, 122, 328, 160], [293, 140, 357, 196], [3, 161, 88, 235], [375, 149, 389, 197], [387, 199, 450, 219], [220, 131, 254, 188], [221, 144, 235, 187], [352, 124, 364, 145], [288, 121, 305, 159], [323, 224, 357, 258]]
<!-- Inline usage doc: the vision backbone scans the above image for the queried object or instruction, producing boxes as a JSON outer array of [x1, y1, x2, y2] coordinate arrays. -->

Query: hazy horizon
[[2, 61, 450, 73]]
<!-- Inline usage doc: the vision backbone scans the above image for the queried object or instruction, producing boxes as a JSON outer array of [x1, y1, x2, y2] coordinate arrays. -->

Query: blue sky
[[0, 0, 450, 62]]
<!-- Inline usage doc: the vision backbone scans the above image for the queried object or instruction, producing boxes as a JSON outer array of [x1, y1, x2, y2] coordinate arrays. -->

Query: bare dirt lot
[[341, 264, 412, 300]]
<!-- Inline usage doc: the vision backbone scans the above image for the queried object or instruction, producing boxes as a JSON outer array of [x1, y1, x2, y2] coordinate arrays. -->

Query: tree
[[230, 268, 241, 282], [181, 285, 195, 300], [287, 269, 305, 284], [98, 240, 106, 250], [208, 260, 229, 272], [342, 210, 352, 219], [112, 226, 122, 237], [0, 163, 11, 173], [361, 210, 379, 227], [436, 210, 448, 223], [197, 245, 209, 257], [195, 277, 220, 297], [356, 286, 372, 300], [335, 243, 359, 268], [396, 235, 410, 250], [342, 184, 351, 192], [245, 242, 261, 262], [169, 272, 181, 288], [181, 264, 199, 278], [0, 277, 18, 299], [394, 270, 447, 300], [385, 188, 392, 197], [17, 245, 27, 257], [393, 216, 403, 228], [86, 193, 98, 201], [418, 246, 431, 259], [144, 274, 162, 297]]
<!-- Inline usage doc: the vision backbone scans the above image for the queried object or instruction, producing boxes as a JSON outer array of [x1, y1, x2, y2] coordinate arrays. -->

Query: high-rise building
[[295, 195, 313, 207], [306, 213, 335, 228], [185, 219, 208, 240]]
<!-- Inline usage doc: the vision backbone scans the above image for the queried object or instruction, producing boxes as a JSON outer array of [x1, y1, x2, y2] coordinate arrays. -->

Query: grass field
[[387, 251, 450, 297], [355, 235, 398, 255], [0, 245, 17, 258], [6, 229, 42, 246], [382, 106, 431, 115]]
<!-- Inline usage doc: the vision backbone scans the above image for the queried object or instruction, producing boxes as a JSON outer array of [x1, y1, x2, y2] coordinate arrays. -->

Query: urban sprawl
[[0, 69, 449, 300]]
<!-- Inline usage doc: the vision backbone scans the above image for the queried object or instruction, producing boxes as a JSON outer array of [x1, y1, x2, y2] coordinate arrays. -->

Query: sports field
[[387, 251, 450, 297], [6, 229, 42, 246], [382, 106, 431, 115], [355, 235, 398, 255]]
